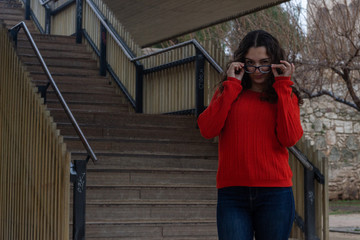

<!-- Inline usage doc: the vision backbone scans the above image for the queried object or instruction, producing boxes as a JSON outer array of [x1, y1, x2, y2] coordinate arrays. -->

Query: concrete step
[[20, 55, 98, 69], [46, 92, 125, 104], [2, 19, 38, 32], [63, 137, 217, 156], [82, 186, 217, 202], [27, 65, 99, 76], [30, 73, 111, 85], [73, 152, 217, 171], [58, 123, 209, 143], [17, 38, 88, 52], [50, 110, 198, 129], [0, 12, 24, 21], [71, 222, 217, 239], [16, 47, 93, 59], [78, 203, 216, 222], [0, 4, 23, 13], [17, 32, 77, 44], [85, 169, 216, 187], [45, 85, 118, 95], [47, 102, 130, 113]]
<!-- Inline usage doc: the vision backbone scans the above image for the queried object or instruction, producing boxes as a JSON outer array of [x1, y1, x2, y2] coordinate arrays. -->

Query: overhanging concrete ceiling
[[102, 0, 289, 47]]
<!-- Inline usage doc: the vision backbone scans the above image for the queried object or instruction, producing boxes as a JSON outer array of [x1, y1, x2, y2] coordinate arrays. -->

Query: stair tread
[[72, 150, 216, 158], [85, 184, 215, 188], [86, 167, 216, 173], [84, 219, 216, 225], [84, 200, 217, 205], [64, 135, 209, 143]]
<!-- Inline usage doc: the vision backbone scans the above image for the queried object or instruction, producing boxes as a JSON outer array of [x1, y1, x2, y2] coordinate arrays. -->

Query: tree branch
[[299, 87, 360, 111]]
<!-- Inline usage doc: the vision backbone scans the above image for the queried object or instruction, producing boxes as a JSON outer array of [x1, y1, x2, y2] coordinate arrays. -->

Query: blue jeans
[[217, 186, 295, 240]]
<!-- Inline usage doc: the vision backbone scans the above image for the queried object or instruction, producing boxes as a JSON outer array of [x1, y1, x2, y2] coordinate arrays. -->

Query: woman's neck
[[250, 83, 266, 92]]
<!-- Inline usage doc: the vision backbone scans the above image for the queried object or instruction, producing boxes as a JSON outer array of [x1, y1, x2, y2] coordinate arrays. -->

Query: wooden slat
[[51, 4, 76, 35], [30, 0, 46, 31], [0, 22, 70, 240]]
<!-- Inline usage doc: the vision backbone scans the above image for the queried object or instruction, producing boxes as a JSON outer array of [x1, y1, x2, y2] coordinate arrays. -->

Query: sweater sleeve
[[273, 76, 303, 147], [197, 77, 243, 139]]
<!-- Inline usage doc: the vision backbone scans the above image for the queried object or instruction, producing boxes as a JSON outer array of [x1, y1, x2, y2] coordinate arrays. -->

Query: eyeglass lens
[[245, 65, 271, 74]]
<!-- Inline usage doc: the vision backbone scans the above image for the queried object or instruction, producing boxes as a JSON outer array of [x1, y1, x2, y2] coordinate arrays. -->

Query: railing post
[[9, 27, 19, 48], [304, 168, 319, 240], [135, 62, 144, 113], [44, 5, 51, 34], [72, 160, 87, 240], [76, 0, 83, 43], [25, 0, 30, 20], [195, 49, 205, 117], [100, 22, 107, 76]]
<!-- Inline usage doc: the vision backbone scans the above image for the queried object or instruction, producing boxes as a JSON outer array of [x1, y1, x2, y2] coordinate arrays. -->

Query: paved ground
[[329, 214, 360, 240]]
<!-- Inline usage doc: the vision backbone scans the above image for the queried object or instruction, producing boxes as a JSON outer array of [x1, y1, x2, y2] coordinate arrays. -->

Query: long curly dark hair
[[219, 30, 302, 105]]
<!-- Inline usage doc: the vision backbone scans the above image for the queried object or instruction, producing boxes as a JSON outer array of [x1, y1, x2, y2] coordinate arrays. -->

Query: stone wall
[[300, 95, 360, 200]]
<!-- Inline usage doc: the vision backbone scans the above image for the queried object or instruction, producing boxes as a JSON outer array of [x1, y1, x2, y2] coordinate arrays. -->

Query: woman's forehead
[[245, 47, 270, 61]]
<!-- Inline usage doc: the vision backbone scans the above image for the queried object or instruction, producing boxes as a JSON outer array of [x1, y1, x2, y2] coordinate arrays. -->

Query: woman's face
[[244, 46, 271, 92]]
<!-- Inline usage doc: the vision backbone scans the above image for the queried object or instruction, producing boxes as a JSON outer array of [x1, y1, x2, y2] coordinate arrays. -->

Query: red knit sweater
[[198, 76, 303, 188]]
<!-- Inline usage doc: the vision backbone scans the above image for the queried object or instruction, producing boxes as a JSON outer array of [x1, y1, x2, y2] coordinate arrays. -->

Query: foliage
[[294, 0, 360, 111], [153, 0, 360, 111]]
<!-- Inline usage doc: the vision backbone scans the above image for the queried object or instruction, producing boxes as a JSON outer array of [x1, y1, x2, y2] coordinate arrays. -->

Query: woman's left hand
[[271, 60, 295, 77]]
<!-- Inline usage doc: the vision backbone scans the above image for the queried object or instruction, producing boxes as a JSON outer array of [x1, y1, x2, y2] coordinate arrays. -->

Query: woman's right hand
[[226, 62, 245, 81]]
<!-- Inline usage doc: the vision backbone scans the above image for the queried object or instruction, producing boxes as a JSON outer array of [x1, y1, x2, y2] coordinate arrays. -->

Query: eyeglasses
[[244, 65, 272, 74]]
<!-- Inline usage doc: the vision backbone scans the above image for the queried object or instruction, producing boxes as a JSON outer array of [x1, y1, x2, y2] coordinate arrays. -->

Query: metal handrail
[[40, 0, 52, 6], [9, 21, 98, 163], [85, 0, 223, 73], [288, 145, 325, 184]]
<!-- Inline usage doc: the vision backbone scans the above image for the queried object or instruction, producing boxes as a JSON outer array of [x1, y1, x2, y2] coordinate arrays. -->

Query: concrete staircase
[[1, 1, 219, 239]]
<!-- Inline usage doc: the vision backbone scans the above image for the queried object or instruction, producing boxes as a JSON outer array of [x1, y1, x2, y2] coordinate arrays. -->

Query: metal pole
[[76, 0, 83, 43], [44, 5, 51, 34], [25, 0, 30, 20], [9, 27, 19, 48], [135, 63, 144, 113], [195, 49, 205, 116], [304, 168, 319, 240], [73, 160, 87, 240], [100, 22, 107, 76]]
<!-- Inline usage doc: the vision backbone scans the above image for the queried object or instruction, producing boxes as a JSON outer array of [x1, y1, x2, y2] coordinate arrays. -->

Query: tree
[[294, 0, 360, 111], [153, 0, 360, 113], [153, 3, 304, 63]]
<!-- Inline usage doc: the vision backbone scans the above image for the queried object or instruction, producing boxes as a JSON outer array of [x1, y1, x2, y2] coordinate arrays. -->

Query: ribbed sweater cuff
[[273, 76, 294, 90], [224, 77, 242, 90]]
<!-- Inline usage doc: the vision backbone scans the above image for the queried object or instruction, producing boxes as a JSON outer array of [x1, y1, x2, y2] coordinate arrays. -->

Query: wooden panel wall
[[0, 23, 70, 240], [140, 41, 227, 114], [51, 4, 76, 35], [30, 0, 46, 30]]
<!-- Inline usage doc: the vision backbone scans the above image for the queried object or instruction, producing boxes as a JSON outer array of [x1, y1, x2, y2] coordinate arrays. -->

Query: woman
[[197, 30, 303, 240]]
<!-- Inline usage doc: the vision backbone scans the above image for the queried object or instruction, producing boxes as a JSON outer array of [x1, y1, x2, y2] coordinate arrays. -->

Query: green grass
[[329, 200, 360, 215]]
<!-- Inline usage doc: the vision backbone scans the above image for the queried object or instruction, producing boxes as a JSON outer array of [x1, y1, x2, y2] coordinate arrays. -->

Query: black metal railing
[[8, 20, 97, 240], [82, 0, 223, 116], [289, 146, 325, 240], [22, 0, 75, 34]]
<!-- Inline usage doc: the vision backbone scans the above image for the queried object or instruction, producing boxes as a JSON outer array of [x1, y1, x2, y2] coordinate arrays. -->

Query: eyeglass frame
[[244, 65, 272, 74]]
